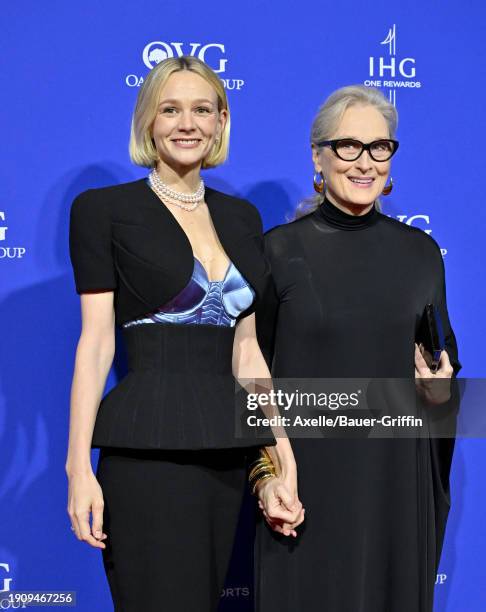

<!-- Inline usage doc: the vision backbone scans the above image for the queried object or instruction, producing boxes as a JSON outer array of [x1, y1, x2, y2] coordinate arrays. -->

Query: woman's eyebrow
[[158, 98, 215, 106], [331, 135, 390, 141]]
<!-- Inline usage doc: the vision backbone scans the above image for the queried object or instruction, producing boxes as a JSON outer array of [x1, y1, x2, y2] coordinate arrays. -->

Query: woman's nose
[[355, 149, 373, 170], [178, 110, 196, 131]]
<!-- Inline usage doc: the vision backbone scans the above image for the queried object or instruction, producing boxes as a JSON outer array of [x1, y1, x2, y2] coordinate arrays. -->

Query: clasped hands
[[255, 470, 305, 538], [254, 344, 454, 537]]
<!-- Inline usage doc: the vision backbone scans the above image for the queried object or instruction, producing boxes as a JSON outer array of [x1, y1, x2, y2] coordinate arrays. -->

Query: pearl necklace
[[148, 168, 205, 211]]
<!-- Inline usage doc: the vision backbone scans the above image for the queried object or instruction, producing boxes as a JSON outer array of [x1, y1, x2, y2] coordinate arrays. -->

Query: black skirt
[[96, 446, 249, 612]]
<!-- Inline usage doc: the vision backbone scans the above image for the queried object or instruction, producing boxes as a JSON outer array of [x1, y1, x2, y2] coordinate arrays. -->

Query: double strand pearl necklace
[[148, 168, 205, 212]]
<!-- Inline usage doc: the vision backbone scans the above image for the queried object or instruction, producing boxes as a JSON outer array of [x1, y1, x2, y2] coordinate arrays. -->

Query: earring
[[382, 177, 393, 195], [313, 172, 325, 194]]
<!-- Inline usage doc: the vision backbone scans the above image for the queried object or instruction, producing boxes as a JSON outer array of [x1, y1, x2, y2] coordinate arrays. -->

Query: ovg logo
[[364, 24, 421, 106], [125, 41, 245, 91], [142, 42, 227, 73]]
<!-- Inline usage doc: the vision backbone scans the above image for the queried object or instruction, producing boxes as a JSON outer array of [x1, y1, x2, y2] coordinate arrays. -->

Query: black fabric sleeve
[[255, 231, 281, 371], [237, 199, 268, 321], [425, 241, 462, 428], [244, 198, 264, 241], [69, 189, 117, 293], [426, 243, 462, 568], [434, 250, 461, 376]]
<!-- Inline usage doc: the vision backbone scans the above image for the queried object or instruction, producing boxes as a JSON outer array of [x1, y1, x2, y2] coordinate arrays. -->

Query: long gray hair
[[292, 85, 398, 220]]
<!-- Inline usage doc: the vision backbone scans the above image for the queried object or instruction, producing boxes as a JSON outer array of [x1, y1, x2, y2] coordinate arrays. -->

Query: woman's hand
[[415, 343, 454, 405], [232, 315, 305, 535], [256, 474, 305, 537], [67, 470, 108, 549]]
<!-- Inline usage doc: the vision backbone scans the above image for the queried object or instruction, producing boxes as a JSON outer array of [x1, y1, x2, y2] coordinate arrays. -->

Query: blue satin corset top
[[123, 256, 255, 328]]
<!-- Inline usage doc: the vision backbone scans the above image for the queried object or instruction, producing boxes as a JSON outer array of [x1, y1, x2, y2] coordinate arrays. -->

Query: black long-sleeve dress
[[254, 196, 461, 612]]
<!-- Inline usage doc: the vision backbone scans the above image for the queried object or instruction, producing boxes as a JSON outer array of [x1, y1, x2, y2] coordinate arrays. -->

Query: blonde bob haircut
[[129, 55, 230, 169]]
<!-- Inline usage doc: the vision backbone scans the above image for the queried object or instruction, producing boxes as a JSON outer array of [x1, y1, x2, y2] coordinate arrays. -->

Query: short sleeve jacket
[[69, 178, 270, 327]]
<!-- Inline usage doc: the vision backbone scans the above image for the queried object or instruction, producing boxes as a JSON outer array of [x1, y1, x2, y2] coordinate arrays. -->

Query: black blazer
[[68, 178, 274, 450], [69, 177, 270, 327]]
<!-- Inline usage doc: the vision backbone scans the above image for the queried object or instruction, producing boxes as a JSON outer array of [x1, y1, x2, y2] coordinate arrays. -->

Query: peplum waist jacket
[[69, 177, 274, 450]]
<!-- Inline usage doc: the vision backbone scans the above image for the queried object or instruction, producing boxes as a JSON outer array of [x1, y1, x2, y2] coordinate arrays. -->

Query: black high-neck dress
[[254, 197, 461, 612]]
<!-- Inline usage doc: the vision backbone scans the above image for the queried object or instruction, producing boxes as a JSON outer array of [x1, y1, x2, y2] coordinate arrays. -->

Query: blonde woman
[[66, 56, 302, 611]]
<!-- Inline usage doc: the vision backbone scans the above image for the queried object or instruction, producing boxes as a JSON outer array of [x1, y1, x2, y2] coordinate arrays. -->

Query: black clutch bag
[[416, 304, 446, 373]]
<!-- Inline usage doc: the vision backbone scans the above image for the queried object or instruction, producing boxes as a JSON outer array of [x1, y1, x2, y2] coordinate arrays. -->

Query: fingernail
[[95, 530, 101, 537]]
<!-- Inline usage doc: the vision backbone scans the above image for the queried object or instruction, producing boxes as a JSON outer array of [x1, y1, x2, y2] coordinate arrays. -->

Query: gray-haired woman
[[254, 85, 460, 612]]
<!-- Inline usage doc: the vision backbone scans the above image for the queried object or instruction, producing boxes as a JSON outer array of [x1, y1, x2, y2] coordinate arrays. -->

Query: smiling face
[[312, 104, 391, 211], [151, 70, 227, 175]]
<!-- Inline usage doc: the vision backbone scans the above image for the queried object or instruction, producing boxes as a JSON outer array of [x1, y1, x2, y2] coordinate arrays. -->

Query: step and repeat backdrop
[[1, 1, 485, 610]]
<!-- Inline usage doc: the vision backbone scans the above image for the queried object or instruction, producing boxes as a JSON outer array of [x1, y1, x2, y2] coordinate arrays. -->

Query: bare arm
[[66, 292, 115, 474], [233, 314, 304, 537], [232, 313, 296, 478], [65, 291, 115, 549]]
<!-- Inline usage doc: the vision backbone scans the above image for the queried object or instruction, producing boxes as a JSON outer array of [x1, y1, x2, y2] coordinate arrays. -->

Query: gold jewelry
[[313, 172, 325, 194], [248, 448, 278, 495], [248, 448, 275, 477], [382, 177, 393, 195], [252, 473, 275, 494], [250, 469, 276, 495]]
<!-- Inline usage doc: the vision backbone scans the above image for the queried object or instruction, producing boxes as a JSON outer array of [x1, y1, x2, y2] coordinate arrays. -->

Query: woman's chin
[[344, 188, 381, 207]]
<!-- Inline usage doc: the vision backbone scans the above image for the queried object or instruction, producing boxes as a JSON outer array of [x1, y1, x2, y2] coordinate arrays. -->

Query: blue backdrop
[[1, 1, 485, 610]]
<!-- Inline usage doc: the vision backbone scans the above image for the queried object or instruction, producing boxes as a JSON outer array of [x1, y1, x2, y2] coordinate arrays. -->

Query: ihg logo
[[369, 24, 416, 79]]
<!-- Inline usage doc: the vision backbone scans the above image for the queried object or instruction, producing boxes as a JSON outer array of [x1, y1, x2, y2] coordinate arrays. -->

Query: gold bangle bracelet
[[249, 466, 276, 483], [248, 448, 278, 495], [248, 462, 275, 480], [250, 472, 276, 495], [249, 449, 277, 474]]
